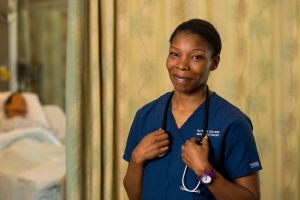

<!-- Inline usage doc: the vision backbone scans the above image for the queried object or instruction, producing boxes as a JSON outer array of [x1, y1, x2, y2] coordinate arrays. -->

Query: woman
[[123, 19, 262, 200]]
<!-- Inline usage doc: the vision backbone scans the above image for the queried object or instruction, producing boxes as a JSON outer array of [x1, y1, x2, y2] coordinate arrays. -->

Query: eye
[[191, 55, 204, 61], [169, 51, 179, 57]]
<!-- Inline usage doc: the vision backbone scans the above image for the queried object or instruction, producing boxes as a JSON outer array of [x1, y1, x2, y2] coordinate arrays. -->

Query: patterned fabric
[[66, 1, 101, 200], [66, 0, 300, 200]]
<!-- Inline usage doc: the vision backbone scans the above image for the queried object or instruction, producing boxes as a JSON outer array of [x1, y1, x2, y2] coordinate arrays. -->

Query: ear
[[210, 55, 220, 71]]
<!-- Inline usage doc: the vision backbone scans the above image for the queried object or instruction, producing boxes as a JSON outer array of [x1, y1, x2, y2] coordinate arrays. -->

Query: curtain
[[66, 0, 300, 200], [18, 1, 67, 108], [66, 0, 101, 200]]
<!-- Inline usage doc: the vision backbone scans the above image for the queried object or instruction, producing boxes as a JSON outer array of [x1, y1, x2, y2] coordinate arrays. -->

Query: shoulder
[[135, 92, 172, 119], [211, 92, 252, 128], [123, 92, 173, 161]]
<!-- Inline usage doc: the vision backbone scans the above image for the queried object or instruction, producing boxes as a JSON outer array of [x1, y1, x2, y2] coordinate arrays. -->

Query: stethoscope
[[160, 85, 211, 194]]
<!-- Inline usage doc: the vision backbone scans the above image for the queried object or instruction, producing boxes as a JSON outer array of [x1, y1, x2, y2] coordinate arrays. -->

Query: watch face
[[201, 175, 212, 184]]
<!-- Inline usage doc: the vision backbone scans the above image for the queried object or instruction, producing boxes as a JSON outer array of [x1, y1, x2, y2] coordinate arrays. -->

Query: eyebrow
[[169, 46, 206, 53]]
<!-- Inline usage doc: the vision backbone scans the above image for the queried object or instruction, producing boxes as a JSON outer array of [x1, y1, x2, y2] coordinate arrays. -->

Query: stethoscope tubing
[[161, 85, 210, 140], [160, 85, 211, 193]]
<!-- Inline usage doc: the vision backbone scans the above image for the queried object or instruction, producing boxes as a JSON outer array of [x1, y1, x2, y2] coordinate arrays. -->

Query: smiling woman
[[123, 18, 262, 200], [166, 32, 219, 129], [166, 32, 219, 96]]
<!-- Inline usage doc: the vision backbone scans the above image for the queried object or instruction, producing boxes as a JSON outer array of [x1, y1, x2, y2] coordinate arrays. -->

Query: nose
[[177, 56, 189, 70]]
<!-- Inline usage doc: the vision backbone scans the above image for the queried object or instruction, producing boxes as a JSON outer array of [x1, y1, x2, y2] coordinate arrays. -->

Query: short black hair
[[169, 19, 222, 58]]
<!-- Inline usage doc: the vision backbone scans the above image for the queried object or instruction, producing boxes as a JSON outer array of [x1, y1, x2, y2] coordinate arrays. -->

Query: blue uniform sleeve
[[223, 117, 262, 180], [123, 110, 142, 162]]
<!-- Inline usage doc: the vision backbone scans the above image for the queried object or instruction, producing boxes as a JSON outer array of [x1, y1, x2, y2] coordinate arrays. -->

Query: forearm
[[123, 129, 170, 199], [181, 137, 260, 200], [206, 172, 260, 200], [123, 161, 144, 200]]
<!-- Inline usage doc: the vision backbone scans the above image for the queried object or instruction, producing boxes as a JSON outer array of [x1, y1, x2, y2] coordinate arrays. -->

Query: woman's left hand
[[181, 136, 212, 176]]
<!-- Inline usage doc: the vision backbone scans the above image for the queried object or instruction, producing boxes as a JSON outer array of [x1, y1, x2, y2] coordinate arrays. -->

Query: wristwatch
[[199, 168, 216, 184]]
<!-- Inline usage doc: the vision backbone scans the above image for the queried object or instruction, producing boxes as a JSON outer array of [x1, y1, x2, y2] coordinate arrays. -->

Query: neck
[[172, 86, 208, 110]]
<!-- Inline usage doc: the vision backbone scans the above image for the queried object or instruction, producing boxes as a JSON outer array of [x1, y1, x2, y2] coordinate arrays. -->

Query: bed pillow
[[0, 92, 49, 128]]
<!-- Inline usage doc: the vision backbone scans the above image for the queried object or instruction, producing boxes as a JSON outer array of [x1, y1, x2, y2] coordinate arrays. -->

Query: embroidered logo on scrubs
[[196, 129, 220, 137], [250, 161, 260, 168]]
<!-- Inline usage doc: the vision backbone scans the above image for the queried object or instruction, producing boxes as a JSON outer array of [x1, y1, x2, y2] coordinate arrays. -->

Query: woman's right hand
[[131, 129, 170, 165]]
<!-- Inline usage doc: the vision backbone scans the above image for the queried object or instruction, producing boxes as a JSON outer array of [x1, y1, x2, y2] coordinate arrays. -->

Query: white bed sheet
[[0, 127, 65, 200], [0, 127, 62, 150]]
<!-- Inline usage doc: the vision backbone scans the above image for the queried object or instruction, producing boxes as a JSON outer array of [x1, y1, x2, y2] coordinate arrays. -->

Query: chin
[[173, 87, 194, 94], [173, 85, 204, 95]]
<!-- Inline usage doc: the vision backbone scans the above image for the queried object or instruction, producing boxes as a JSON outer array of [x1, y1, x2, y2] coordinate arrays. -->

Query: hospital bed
[[0, 92, 66, 200]]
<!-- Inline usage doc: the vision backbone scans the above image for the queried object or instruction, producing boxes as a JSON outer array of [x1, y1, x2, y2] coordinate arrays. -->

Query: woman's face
[[166, 32, 219, 94], [5, 94, 27, 118]]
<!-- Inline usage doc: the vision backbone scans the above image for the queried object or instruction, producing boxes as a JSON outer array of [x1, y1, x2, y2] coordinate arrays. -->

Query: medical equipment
[[160, 85, 210, 194]]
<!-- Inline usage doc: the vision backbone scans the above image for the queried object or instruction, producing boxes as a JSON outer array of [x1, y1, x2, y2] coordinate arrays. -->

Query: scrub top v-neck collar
[[169, 97, 208, 142]]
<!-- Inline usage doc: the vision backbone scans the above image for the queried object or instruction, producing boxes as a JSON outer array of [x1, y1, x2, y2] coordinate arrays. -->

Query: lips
[[172, 74, 192, 83]]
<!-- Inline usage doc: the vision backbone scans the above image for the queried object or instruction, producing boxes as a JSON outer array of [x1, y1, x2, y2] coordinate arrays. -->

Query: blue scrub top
[[123, 92, 262, 200]]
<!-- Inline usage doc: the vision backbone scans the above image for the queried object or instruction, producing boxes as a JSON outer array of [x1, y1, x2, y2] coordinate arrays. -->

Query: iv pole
[[8, 0, 18, 91]]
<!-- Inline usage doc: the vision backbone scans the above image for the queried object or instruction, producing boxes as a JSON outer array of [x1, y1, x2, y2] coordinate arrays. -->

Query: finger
[[159, 146, 169, 154], [181, 144, 188, 156], [156, 132, 169, 142], [181, 151, 190, 165], [157, 128, 166, 134], [150, 129, 165, 137], [189, 137, 200, 144], [201, 136, 209, 151], [181, 156, 188, 165], [202, 135, 209, 145], [184, 137, 199, 147], [157, 139, 170, 148]]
